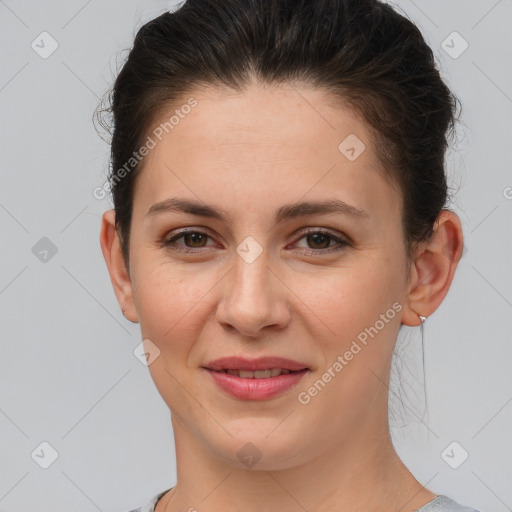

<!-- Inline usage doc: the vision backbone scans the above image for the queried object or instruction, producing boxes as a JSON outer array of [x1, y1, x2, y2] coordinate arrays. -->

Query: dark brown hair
[[94, 0, 462, 271]]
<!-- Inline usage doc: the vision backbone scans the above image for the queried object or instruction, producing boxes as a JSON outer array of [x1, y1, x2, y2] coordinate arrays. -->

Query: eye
[[161, 227, 350, 255], [162, 229, 216, 253], [290, 229, 350, 255]]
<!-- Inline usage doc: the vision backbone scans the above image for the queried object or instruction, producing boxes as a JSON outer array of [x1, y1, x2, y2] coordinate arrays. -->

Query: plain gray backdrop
[[0, 1, 511, 511]]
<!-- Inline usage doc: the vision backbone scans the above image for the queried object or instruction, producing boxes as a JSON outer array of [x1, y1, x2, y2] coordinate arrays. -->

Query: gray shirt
[[128, 489, 480, 512]]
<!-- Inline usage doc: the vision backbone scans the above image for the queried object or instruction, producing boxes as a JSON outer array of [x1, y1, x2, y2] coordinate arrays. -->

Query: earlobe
[[99, 209, 139, 323], [401, 210, 464, 327]]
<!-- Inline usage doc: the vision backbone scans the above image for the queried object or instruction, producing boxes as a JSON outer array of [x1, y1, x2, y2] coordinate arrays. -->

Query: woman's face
[[123, 83, 412, 469]]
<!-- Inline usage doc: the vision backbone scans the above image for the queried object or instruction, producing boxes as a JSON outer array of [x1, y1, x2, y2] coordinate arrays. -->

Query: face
[[124, 83, 411, 469]]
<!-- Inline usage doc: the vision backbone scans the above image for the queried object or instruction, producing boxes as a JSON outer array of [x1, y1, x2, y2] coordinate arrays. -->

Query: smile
[[204, 367, 310, 400], [211, 368, 297, 378]]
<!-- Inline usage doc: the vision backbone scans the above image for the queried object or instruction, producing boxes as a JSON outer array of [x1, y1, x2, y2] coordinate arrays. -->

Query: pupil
[[309, 233, 329, 249], [186, 233, 206, 247]]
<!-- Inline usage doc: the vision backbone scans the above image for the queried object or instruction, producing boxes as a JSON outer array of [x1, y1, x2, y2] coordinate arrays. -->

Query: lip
[[203, 367, 310, 400], [202, 356, 310, 372]]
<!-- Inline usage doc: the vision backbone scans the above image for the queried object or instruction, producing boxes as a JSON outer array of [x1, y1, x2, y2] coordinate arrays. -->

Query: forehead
[[155, 83, 374, 156], [132, 82, 401, 224]]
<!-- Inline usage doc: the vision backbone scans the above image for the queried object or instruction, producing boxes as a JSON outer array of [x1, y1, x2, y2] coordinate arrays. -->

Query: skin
[[100, 82, 464, 512]]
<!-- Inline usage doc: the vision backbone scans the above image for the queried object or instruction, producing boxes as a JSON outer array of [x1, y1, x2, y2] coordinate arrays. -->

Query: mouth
[[201, 356, 310, 400], [207, 368, 305, 378], [203, 355, 310, 373]]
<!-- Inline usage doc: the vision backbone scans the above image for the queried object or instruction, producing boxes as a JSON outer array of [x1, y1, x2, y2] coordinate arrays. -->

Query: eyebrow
[[145, 197, 369, 223]]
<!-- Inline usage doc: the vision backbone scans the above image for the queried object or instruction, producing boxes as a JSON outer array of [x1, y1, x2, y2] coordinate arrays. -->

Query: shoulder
[[415, 495, 480, 512], [126, 489, 172, 512]]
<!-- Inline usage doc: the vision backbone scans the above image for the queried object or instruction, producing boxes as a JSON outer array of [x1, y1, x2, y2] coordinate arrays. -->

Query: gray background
[[0, 1, 511, 511]]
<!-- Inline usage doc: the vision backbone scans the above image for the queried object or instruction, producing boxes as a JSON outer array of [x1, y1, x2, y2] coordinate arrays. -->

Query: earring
[[418, 314, 426, 343], [418, 313, 428, 418]]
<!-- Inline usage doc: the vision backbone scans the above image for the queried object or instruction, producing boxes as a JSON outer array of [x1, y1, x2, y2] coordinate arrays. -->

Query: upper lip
[[203, 356, 310, 372]]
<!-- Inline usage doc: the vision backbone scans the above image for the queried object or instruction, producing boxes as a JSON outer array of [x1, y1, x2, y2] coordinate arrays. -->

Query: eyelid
[[163, 227, 219, 247], [288, 228, 350, 254], [292, 227, 350, 243]]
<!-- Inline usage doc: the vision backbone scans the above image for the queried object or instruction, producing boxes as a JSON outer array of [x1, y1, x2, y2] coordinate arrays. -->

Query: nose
[[215, 246, 291, 337]]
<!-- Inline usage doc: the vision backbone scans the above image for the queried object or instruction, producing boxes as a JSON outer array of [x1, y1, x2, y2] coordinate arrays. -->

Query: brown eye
[[305, 233, 332, 249], [182, 232, 208, 248], [292, 229, 350, 255], [163, 230, 215, 252]]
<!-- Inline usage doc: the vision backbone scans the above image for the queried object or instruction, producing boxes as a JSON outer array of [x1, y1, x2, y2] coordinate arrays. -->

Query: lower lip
[[204, 368, 309, 400]]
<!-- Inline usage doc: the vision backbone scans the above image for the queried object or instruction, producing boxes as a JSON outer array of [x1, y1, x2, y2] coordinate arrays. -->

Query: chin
[[208, 430, 312, 471]]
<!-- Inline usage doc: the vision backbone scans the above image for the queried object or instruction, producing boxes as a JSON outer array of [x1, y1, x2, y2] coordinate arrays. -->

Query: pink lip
[[202, 356, 311, 400], [204, 368, 309, 400], [203, 356, 310, 372]]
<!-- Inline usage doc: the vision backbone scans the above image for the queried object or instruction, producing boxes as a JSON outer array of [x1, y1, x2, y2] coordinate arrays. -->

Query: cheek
[[133, 267, 208, 404], [294, 257, 403, 349], [133, 261, 218, 343]]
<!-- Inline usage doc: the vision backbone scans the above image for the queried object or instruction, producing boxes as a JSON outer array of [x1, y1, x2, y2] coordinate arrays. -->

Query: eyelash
[[161, 227, 350, 256]]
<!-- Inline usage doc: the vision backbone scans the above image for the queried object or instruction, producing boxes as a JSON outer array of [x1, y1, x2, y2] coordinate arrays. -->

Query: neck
[[158, 405, 436, 512]]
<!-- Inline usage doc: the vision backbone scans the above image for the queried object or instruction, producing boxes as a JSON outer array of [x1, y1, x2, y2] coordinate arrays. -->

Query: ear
[[401, 209, 464, 327], [99, 209, 139, 323]]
